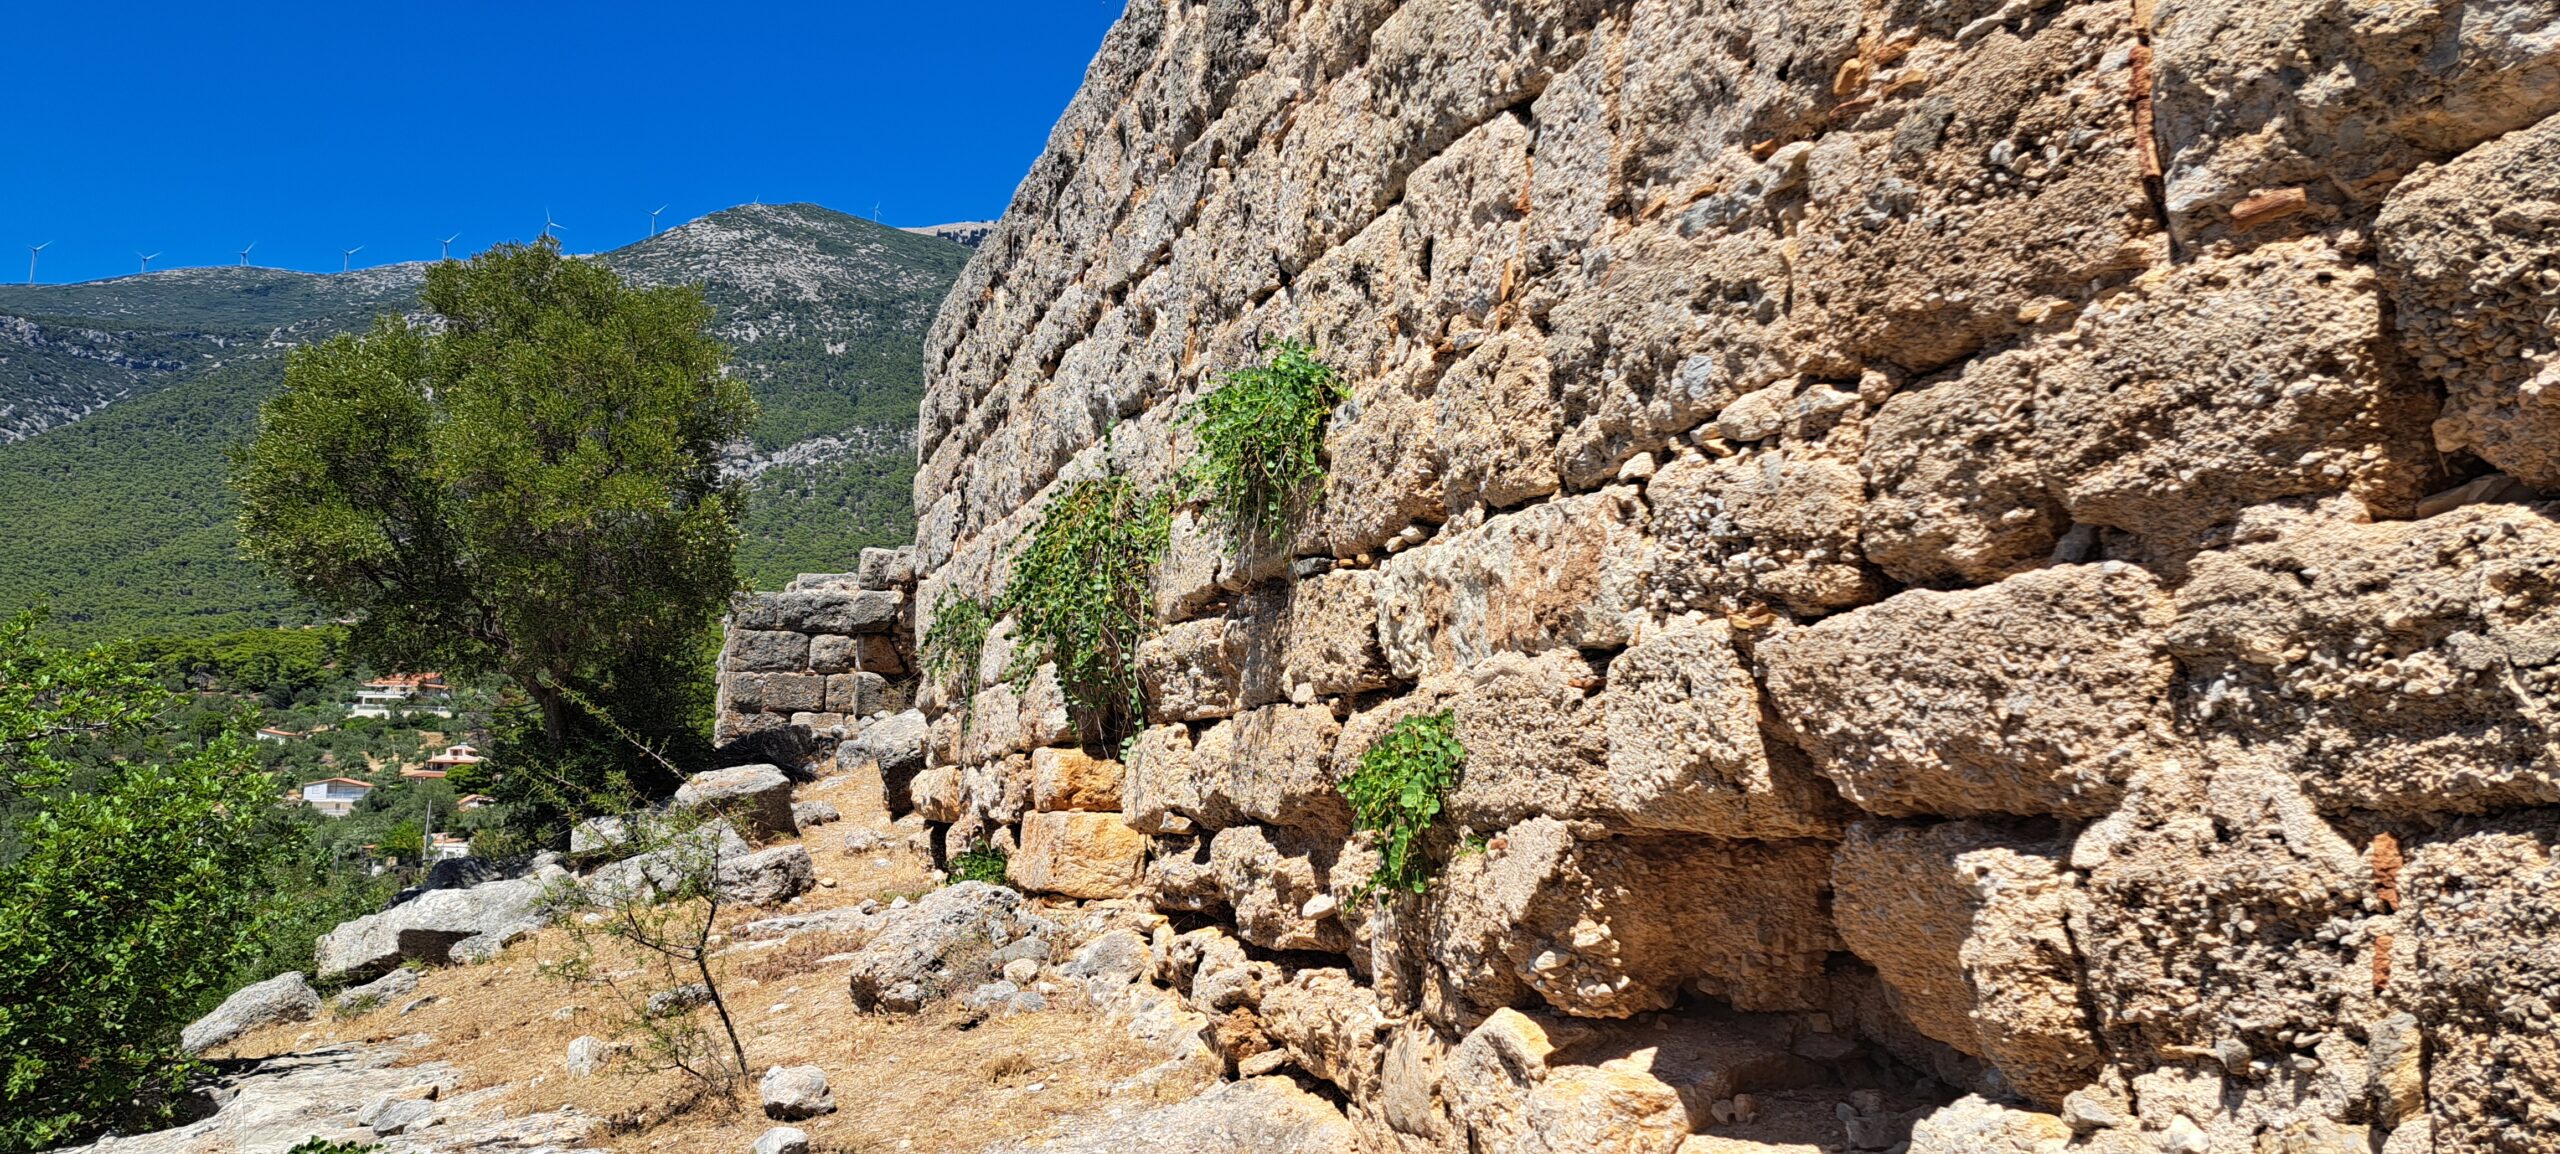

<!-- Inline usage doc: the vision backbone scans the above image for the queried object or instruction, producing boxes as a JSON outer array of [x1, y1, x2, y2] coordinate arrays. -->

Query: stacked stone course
[[714, 546, 920, 760], [725, 0, 2560, 1150]]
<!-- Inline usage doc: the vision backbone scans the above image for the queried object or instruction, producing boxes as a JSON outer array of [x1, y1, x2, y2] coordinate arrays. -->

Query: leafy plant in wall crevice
[[1339, 710, 1466, 899], [1181, 340, 1347, 549], [997, 473, 1171, 749]]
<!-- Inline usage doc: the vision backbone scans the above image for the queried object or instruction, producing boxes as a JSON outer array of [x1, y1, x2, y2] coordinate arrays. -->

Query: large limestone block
[[1317, 356, 1450, 559], [1761, 564, 2180, 818], [1830, 821, 2099, 1107], [1187, 703, 1350, 834], [1376, 487, 1649, 680], [808, 632, 903, 676], [2067, 759, 2376, 1072], [1785, 3, 2164, 374], [1442, 1004, 1827, 1154], [1864, 240, 2439, 580], [2380, 112, 2560, 487], [1413, 817, 1835, 1027], [1029, 747, 1122, 812], [1009, 810, 1147, 900], [1261, 968, 1394, 1101], [727, 673, 826, 715], [2391, 811, 2560, 1154], [733, 588, 904, 635], [1336, 650, 1607, 833], [1236, 568, 1395, 706], [726, 629, 812, 673], [1209, 824, 1356, 955], [1137, 616, 1246, 722], [2151, 0, 2560, 244], [958, 664, 1076, 764], [317, 876, 547, 981], [717, 845, 815, 907], [909, 766, 962, 824], [1437, 328, 1562, 516], [1600, 617, 1844, 839], [182, 971, 322, 1054], [1121, 723, 1203, 835], [1646, 447, 1878, 618], [672, 763, 796, 839], [1904, 1096, 2076, 1154], [2168, 506, 2560, 815], [843, 882, 1057, 1012]]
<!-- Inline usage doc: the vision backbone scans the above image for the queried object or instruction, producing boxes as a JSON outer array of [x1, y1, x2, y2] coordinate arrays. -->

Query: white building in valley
[[349, 673, 453, 719], [298, 777, 375, 817]]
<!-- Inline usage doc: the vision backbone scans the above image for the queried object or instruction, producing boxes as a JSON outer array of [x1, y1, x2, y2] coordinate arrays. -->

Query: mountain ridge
[[0, 203, 969, 641]]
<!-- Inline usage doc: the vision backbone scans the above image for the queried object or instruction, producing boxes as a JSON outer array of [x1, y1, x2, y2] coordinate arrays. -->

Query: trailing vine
[[999, 474, 1171, 747], [1182, 340, 1347, 546], [919, 590, 993, 710], [1339, 710, 1466, 898]]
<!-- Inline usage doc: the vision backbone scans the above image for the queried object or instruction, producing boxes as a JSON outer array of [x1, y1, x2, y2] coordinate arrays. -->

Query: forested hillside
[[0, 205, 968, 641]]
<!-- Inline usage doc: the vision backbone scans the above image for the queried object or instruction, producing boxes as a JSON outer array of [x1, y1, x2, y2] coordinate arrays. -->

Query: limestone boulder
[[758, 1064, 836, 1120], [1187, 703, 1350, 834], [672, 764, 796, 839], [1412, 817, 1835, 1027], [1599, 617, 1844, 839], [1008, 811, 1146, 900], [2168, 506, 2560, 815], [1830, 821, 2098, 1107], [1646, 448, 1878, 618], [2391, 811, 2560, 1153], [1760, 564, 2180, 818], [1028, 747, 1122, 812], [1376, 487, 1650, 680], [316, 875, 548, 981], [844, 882, 1057, 1012], [328, 966, 420, 1015], [182, 971, 322, 1054], [2383, 113, 2560, 487], [1235, 568, 1394, 705], [717, 845, 815, 907], [909, 766, 962, 824], [1209, 824, 1356, 955], [1138, 616, 1247, 722]]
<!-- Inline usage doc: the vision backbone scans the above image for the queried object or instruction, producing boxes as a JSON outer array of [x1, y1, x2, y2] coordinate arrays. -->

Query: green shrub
[[947, 842, 1009, 886], [1338, 711, 1465, 898], [919, 591, 994, 706], [998, 475, 1170, 746], [286, 1140, 382, 1154], [1182, 340, 1346, 544]]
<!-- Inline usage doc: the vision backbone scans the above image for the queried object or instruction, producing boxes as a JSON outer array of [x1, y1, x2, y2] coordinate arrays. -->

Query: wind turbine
[[340, 245, 363, 273], [541, 208, 563, 240], [26, 242, 49, 285], [872, 201, 881, 222], [137, 251, 162, 274], [440, 233, 460, 260], [648, 205, 667, 235], [237, 242, 256, 266]]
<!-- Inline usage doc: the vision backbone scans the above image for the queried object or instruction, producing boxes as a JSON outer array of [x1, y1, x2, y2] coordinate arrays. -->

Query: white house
[[349, 673, 453, 719], [429, 834, 472, 861], [298, 777, 375, 817]]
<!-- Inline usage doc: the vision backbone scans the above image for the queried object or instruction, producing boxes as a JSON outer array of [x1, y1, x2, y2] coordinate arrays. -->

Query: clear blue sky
[[1, 1, 1124, 284]]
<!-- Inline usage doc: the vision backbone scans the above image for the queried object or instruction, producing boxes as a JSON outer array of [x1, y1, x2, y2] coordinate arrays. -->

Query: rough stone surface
[[672, 764, 797, 838], [1028, 746, 1123, 812], [182, 971, 322, 1054], [1008, 810, 1147, 900], [1762, 564, 2180, 818], [757, 1064, 836, 1121], [717, 845, 816, 906], [317, 876, 548, 981], [843, 882, 1056, 1012]]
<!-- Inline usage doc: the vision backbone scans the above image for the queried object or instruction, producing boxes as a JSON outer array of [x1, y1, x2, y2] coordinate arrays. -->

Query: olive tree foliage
[[0, 611, 283, 1152], [234, 240, 755, 799]]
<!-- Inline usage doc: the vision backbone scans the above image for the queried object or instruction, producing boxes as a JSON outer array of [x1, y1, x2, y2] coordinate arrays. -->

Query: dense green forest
[[0, 205, 968, 641]]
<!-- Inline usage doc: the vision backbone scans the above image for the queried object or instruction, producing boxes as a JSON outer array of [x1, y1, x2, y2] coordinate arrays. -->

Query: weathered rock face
[[182, 971, 322, 1055], [715, 552, 921, 772], [754, 0, 2560, 1148]]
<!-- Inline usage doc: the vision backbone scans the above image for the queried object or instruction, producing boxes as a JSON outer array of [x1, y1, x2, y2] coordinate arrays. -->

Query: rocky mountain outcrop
[[883, 0, 2560, 1151]]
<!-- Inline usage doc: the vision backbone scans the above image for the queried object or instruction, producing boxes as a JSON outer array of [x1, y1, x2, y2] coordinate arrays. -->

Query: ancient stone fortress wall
[[891, 0, 2560, 1149], [715, 546, 919, 753]]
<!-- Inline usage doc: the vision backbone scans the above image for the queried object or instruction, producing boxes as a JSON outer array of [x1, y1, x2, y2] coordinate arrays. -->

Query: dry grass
[[222, 772, 1201, 1153]]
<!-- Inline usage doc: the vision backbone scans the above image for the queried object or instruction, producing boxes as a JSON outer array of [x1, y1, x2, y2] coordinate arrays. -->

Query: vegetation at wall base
[[1181, 340, 1346, 546], [1340, 710, 1464, 899], [232, 240, 745, 811], [998, 474, 1171, 748], [946, 842, 1009, 886]]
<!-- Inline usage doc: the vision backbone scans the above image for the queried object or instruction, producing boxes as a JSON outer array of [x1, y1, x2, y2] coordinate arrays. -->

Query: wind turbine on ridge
[[542, 208, 564, 241], [341, 245, 364, 273], [26, 242, 49, 285], [237, 242, 256, 266], [136, 251, 162, 274], [649, 205, 667, 236], [440, 233, 460, 260]]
